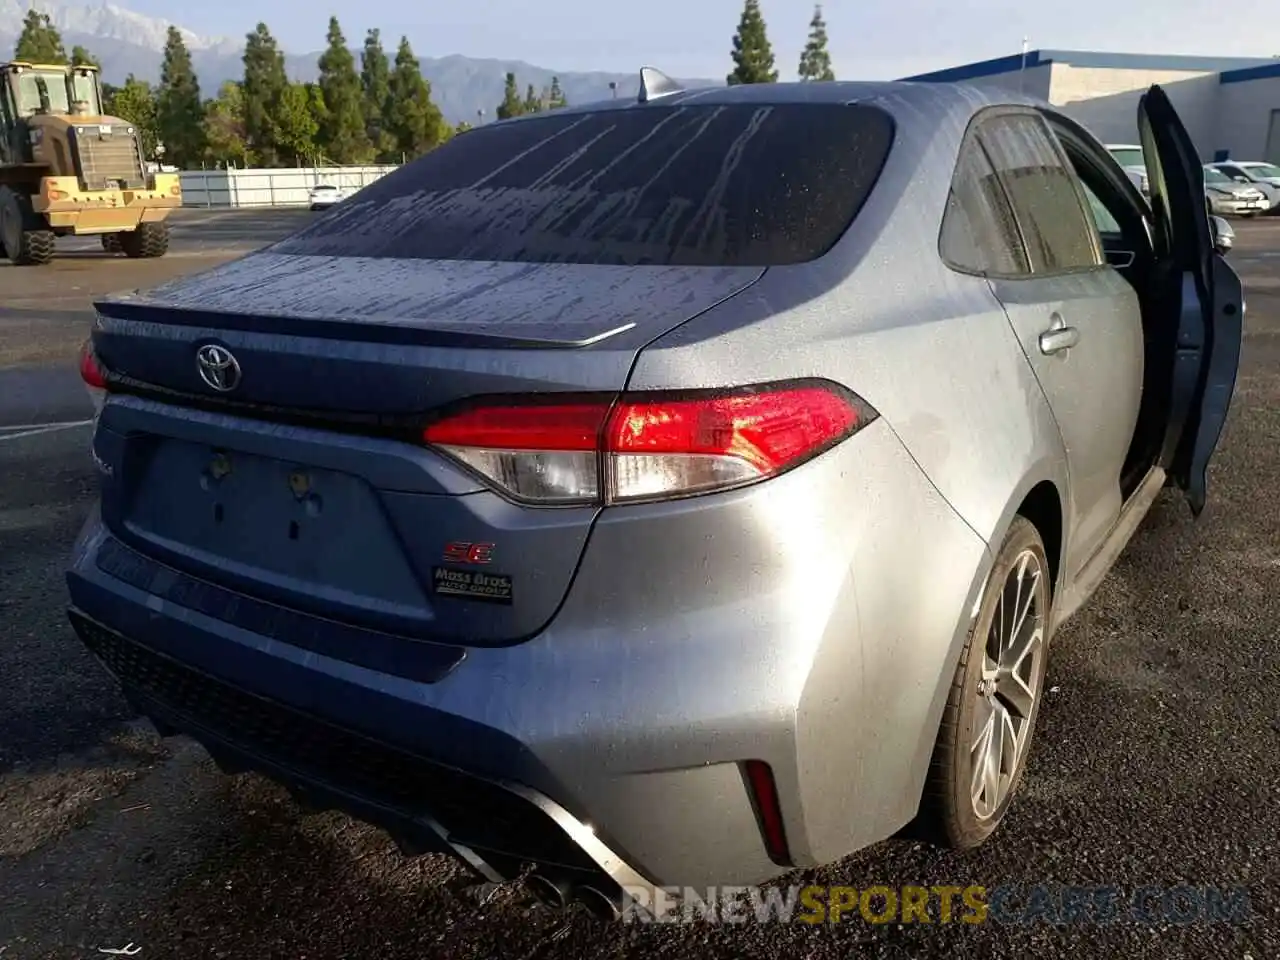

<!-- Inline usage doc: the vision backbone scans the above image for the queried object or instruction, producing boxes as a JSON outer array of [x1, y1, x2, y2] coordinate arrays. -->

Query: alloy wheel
[[970, 548, 1046, 820]]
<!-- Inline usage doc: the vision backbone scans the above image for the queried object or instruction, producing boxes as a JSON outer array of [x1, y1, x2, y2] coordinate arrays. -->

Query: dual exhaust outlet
[[524, 873, 622, 922]]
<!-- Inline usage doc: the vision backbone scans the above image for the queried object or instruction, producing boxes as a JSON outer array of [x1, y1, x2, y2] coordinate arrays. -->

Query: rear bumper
[[65, 417, 991, 893], [67, 609, 646, 905]]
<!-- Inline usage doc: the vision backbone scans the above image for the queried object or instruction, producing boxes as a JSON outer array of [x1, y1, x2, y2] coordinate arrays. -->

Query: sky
[[117, 0, 1276, 80]]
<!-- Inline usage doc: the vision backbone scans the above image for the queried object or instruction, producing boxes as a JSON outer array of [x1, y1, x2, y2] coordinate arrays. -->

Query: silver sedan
[[69, 77, 1242, 917]]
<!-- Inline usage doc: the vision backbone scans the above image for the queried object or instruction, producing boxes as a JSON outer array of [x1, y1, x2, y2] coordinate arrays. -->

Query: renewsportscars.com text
[[619, 883, 1252, 925]]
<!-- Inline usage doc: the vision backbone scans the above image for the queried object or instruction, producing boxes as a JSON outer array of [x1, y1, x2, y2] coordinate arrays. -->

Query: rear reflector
[[422, 381, 876, 506], [79, 339, 107, 389], [742, 759, 791, 865]]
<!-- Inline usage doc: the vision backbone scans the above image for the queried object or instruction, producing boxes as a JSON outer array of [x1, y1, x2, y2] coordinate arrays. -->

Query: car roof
[[500, 78, 1045, 126]]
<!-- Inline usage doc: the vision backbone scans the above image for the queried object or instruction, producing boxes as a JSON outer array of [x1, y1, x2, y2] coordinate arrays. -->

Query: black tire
[[120, 221, 170, 259], [920, 516, 1053, 849], [11, 229, 55, 265], [0, 185, 53, 265], [101, 233, 123, 254]]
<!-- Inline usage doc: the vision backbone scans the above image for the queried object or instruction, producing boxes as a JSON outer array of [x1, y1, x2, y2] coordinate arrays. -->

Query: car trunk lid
[[90, 254, 763, 647]]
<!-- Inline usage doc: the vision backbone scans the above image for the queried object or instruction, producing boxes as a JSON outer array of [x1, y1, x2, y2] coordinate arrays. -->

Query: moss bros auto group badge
[[432, 541, 514, 604]]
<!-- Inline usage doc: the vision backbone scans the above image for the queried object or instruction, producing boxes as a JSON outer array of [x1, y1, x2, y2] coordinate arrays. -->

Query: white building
[[902, 49, 1280, 163]]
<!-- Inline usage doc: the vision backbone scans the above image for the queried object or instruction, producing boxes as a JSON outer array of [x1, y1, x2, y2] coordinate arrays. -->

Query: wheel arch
[[903, 463, 1067, 828], [982, 461, 1070, 604], [1015, 479, 1064, 599]]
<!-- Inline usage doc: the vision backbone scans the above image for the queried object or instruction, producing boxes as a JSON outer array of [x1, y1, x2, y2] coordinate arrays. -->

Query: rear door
[[971, 109, 1145, 573], [1137, 84, 1244, 516]]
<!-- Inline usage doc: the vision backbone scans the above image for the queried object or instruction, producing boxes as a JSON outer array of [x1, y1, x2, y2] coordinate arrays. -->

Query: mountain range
[[0, 0, 719, 123]]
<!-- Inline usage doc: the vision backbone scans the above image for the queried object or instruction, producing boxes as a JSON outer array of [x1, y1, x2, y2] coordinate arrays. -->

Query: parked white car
[[1106, 144, 1150, 196], [308, 184, 348, 211], [1208, 160, 1280, 213]]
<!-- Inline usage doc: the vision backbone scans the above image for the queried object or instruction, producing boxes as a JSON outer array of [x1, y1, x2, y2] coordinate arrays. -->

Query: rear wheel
[[920, 516, 1052, 849], [120, 221, 170, 259], [101, 233, 123, 254], [0, 186, 55, 266]]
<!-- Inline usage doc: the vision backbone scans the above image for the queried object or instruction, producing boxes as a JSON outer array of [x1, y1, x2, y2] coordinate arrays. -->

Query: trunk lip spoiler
[[93, 299, 640, 350]]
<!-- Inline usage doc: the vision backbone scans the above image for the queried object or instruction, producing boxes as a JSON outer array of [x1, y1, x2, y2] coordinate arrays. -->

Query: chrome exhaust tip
[[525, 874, 570, 909], [575, 885, 622, 922]]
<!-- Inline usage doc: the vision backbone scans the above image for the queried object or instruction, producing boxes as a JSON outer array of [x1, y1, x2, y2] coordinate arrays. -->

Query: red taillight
[[421, 381, 875, 506], [79, 340, 107, 389], [743, 760, 791, 865]]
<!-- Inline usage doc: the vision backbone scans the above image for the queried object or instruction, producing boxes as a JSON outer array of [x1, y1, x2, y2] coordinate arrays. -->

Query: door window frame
[[1039, 108, 1155, 260], [938, 105, 1109, 281]]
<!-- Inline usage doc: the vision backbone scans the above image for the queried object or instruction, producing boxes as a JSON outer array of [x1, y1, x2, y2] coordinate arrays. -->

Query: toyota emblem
[[196, 344, 241, 392]]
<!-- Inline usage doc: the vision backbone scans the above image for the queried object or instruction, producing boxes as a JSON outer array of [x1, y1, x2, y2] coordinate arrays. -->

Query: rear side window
[[977, 113, 1101, 273], [939, 139, 1029, 276], [272, 103, 895, 267]]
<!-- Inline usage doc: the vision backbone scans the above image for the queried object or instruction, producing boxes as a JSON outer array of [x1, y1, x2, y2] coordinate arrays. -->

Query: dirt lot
[[0, 210, 1277, 960]]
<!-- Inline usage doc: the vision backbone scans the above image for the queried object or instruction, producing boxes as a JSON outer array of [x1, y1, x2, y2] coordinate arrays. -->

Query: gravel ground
[[0, 212, 1277, 960]]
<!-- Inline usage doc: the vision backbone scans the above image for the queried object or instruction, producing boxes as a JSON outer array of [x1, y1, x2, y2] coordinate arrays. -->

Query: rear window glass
[[272, 103, 895, 267]]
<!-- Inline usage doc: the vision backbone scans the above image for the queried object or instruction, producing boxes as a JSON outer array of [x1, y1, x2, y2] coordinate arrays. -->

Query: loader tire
[[11, 229, 56, 265], [0, 186, 53, 265], [121, 221, 170, 259]]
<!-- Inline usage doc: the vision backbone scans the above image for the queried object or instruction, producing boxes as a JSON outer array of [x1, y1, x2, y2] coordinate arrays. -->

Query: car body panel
[[988, 268, 1143, 577], [65, 79, 1236, 896]]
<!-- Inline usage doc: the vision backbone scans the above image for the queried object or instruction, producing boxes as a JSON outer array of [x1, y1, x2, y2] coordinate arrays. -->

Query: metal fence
[[179, 165, 400, 208]]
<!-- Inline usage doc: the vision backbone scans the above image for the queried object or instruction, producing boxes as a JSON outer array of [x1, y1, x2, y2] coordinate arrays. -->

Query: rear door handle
[[1039, 315, 1079, 355]]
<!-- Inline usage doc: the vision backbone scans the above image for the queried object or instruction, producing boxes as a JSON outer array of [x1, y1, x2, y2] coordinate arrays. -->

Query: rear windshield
[[272, 102, 895, 266]]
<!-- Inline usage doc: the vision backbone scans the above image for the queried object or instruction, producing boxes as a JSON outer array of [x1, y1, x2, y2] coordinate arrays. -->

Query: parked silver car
[[70, 77, 1241, 917], [1204, 164, 1268, 216], [1209, 160, 1280, 212]]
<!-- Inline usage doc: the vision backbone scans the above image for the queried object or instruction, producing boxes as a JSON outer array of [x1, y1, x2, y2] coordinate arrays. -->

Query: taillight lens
[[422, 381, 876, 506], [423, 402, 608, 504], [79, 339, 107, 389]]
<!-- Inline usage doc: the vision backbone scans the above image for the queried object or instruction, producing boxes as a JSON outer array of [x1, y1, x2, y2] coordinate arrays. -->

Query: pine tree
[[495, 72, 523, 119], [156, 27, 206, 169], [241, 23, 289, 166], [384, 37, 445, 158], [70, 45, 99, 68], [106, 76, 158, 157], [523, 83, 542, 114], [727, 0, 778, 85], [360, 29, 394, 160], [317, 17, 371, 164], [797, 5, 835, 81], [203, 81, 248, 167], [14, 11, 67, 64], [547, 76, 567, 109]]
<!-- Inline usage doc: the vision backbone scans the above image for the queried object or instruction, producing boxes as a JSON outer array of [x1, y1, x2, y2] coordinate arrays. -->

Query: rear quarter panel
[[626, 86, 1070, 853]]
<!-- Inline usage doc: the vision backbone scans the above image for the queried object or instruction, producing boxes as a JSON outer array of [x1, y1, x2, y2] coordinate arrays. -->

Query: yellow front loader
[[0, 60, 181, 265]]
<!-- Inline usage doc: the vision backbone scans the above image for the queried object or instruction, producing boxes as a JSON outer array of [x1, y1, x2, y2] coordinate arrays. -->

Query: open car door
[[1137, 84, 1244, 517]]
